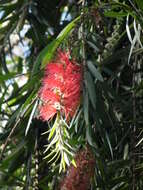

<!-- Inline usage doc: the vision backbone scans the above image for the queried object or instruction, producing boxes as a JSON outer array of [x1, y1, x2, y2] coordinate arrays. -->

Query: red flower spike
[[59, 147, 95, 190], [38, 50, 82, 121]]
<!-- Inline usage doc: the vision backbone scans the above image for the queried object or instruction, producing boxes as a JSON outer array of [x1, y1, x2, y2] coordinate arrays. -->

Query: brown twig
[[0, 118, 21, 161]]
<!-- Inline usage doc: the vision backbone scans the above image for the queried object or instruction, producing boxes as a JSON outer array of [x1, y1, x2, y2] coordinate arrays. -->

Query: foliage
[[0, 0, 143, 189]]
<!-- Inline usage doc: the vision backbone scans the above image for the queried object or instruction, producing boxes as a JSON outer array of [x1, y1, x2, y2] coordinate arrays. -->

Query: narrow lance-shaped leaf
[[85, 70, 96, 109], [87, 61, 104, 82], [83, 88, 89, 125], [25, 99, 38, 136], [32, 16, 80, 76]]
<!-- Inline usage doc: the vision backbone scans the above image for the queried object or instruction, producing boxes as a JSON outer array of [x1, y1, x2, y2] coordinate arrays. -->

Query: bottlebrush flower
[[59, 146, 95, 190], [38, 50, 82, 121]]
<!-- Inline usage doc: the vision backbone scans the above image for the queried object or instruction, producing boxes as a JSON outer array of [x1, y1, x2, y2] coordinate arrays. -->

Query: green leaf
[[20, 89, 37, 112], [7, 92, 29, 107], [25, 99, 38, 136], [105, 132, 113, 159], [48, 123, 57, 141], [104, 11, 127, 18], [86, 125, 94, 146], [0, 140, 26, 169], [83, 88, 89, 125], [31, 16, 80, 74], [71, 159, 77, 167], [87, 61, 104, 82], [87, 41, 100, 52], [8, 149, 25, 173], [0, 2, 18, 22], [135, 0, 143, 10], [85, 71, 96, 109], [0, 72, 17, 82], [0, 0, 12, 4]]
